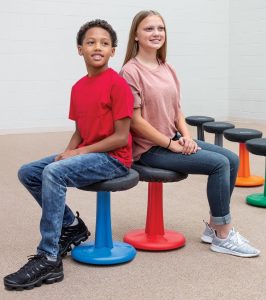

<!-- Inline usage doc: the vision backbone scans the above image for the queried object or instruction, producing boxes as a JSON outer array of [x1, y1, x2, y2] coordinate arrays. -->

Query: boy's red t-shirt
[[69, 68, 134, 168]]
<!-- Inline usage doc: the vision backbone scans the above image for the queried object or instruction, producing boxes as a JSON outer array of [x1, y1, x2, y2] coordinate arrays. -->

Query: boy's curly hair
[[77, 19, 118, 47]]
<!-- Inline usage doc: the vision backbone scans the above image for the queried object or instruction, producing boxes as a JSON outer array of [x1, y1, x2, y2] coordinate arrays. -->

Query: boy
[[4, 19, 134, 290]]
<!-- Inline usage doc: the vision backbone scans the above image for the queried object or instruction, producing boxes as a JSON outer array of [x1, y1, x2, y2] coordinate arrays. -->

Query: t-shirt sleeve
[[68, 87, 76, 121], [167, 63, 181, 109], [120, 69, 142, 108], [110, 76, 134, 121]]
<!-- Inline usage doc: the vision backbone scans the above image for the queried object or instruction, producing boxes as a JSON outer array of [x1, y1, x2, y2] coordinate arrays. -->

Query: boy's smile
[[78, 27, 115, 76]]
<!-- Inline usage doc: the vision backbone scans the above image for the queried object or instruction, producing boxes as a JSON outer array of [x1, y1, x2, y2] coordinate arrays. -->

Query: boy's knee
[[42, 163, 61, 181], [18, 164, 31, 183]]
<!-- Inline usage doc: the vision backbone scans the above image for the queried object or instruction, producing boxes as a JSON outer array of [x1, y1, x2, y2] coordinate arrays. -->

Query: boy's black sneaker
[[4, 254, 63, 291], [59, 211, 90, 257]]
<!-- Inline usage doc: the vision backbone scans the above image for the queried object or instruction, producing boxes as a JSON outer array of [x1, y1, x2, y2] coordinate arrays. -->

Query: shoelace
[[229, 231, 246, 246], [231, 229, 249, 244], [13, 255, 45, 275]]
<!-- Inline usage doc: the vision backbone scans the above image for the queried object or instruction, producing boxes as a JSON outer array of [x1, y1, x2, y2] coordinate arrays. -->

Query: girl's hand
[[178, 137, 201, 155], [55, 149, 80, 161], [168, 140, 184, 153]]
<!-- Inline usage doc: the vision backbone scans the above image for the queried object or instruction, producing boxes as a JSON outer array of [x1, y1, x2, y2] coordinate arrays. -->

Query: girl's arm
[[176, 111, 201, 154], [131, 108, 183, 153]]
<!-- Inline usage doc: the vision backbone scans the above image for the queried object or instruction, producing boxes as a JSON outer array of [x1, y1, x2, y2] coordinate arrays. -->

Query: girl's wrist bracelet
[[166, 139, 172, 149]]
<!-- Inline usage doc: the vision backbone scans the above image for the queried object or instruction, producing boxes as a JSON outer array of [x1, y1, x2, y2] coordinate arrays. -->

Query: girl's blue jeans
[[18, 153, 129, 258], [138, 136, 239, 225]]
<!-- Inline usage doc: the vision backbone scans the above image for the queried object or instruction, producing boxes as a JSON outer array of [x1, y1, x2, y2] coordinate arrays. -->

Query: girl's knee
[[230, 152, 239, 169], [214, 155, 230, 172]]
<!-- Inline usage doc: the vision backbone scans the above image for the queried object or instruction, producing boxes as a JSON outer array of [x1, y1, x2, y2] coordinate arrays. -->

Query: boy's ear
[[77, 45, 83, 56], [111, 47, 115, 57]]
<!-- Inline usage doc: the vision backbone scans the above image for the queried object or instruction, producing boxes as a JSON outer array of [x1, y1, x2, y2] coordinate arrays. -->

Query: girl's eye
[[145, 27, 153, 31], [158, 26, 165, 31]]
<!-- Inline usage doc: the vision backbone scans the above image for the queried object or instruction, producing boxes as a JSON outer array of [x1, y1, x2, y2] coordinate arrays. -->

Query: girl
[[120, 10, 260, 257]]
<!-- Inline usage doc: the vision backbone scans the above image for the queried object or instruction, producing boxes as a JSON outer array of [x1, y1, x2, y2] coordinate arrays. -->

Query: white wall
[[229, 0, 266, 122], [0, 0, 250, 134]]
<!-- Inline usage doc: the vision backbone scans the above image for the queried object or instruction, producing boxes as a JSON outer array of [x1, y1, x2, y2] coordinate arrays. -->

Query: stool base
[[246, 193, 266, 207], [236, 176, 264, 187], [71, 241, 136, 265], [124, 229, 186, 251]]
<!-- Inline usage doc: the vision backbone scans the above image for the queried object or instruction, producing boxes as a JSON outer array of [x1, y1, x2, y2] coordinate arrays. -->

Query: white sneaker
[[201, 221, 215, 243], [210, 228, 260, 258], [201, 221, 250, 244]]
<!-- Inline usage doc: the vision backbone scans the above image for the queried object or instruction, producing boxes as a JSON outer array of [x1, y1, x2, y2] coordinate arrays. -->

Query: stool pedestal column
[[124, 182, 186, 251], [246, 159, 266, 207], [72, 192, 136, 265], [236, 143, 264, 187]]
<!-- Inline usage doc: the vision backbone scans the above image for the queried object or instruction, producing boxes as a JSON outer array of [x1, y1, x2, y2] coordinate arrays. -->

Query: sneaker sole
[[60, 230, 90, 257], [210, 244, 260, 257], [201, 235, 213, 244], [4, 271, 64, 291]]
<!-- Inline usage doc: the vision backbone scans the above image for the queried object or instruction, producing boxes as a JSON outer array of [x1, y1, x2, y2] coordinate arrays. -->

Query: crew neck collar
[[133, 57, 161, 72]]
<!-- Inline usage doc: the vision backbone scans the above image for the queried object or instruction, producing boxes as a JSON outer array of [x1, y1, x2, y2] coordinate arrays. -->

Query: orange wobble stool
[[224, 128, 264, 187]]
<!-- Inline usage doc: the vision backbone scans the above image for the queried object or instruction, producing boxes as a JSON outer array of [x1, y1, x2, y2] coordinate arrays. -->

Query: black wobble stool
[[71, 169, 139, 265], [203, 121, 235, 147], [123, 163, 188, 251], [246, 138, 266, 207], [185, 116, 214, 141], [224, 128, 263, 187]]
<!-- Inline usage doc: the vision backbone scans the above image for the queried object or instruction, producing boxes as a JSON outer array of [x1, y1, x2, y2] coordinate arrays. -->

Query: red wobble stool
[[123, 163, 187, 251]]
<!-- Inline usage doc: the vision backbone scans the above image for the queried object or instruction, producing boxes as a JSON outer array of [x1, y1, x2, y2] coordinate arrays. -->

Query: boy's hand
[[55, 149, 80, 161], [178, 137, 201, 155]]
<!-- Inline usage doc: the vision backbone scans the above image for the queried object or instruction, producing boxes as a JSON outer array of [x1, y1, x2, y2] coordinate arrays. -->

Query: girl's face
[[135, 15, 165, 52]]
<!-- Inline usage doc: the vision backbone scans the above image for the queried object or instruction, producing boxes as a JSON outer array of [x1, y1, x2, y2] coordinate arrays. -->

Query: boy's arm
[[65, 123, 83, 151], [55, 117, 130, 161], [55, 123, 82, 161]]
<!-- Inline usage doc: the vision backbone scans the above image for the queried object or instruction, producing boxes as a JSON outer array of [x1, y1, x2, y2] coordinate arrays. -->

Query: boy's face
[[78, 27, 115, 74]]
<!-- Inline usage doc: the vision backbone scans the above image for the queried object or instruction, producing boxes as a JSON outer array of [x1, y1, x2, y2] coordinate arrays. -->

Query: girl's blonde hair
[[123, 10, 167, 65]]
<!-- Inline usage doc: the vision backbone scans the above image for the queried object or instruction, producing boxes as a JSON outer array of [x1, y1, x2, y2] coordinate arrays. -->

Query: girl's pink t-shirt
[[120, 58, 181, 161]]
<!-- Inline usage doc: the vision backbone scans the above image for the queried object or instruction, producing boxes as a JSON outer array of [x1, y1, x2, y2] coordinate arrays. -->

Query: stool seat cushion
[[203, 122, 235, 134], [224, 128, 262, 143], [246, 138, 266, 156], [133, 163, 187, 182], [185, 116, 214, 126], [78, 169, 139, 192]]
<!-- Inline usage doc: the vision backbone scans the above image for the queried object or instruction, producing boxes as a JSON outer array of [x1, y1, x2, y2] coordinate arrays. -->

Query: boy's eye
[[102, 41, 110, 46], [87, 41, 94, 45]]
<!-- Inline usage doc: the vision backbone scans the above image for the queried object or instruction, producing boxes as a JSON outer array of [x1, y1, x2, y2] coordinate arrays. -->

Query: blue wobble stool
[[71, 169, 139, 265]]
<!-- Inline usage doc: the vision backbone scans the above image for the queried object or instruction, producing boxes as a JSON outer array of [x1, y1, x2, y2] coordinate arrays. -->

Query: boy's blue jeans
[[18, 153, 129, 258], [138, 138, 239, 225]]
